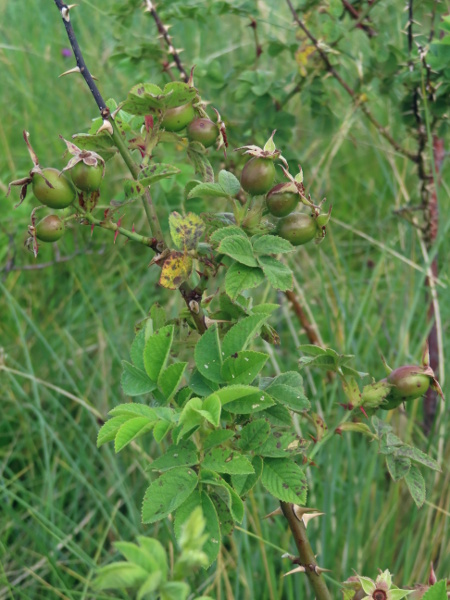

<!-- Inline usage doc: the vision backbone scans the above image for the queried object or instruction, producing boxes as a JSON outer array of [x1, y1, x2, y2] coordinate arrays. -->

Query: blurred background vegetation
[[0, 0, 449, 598]]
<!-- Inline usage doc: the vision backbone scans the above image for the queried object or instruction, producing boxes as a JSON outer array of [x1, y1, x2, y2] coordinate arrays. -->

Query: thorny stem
[[79, 210, 158, 249], [284, 290, 321, 346], [406, 6, 443, 431], [280, 502, 332, 600], [53, 0, 107, 114], [52, 0, 207, 333], [332, 0, 382, 46], [249, 17, 263, 65], [341, 0, 376, 38], [144, 0, 189, 83], [285, 0, 417, 162]]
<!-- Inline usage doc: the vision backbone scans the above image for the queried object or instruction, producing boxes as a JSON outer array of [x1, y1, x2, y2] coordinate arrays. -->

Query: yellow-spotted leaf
[[169, 212, 205, 250], [159, 252, 193, 290]]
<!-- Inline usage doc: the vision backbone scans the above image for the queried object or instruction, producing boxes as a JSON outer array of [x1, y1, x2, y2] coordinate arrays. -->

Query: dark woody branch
[[144, 0, 189, 83]]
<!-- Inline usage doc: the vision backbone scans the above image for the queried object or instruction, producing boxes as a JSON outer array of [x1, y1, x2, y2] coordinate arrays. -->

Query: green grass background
[[0, 1, 449, 598]]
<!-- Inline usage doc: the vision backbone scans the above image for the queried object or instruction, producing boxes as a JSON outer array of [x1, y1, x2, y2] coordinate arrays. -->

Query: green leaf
[[94, 562, 149, 591], [160, 581, 190, 600], [258, 431, 306, 458], [209, 492, 234, 535], [188, 182, 229, 199], [178, 396, 221, 440], [218, 235, 258, 267], [114, 541, 159, 572], [144, 325, 174, 382], [169, 212, 205, 250], [225, 263, 265, 300], [159, 252, 193, 290], [218, 170, 241, 196], [213, 385, 274, 413], [201, 394, 222, 427], [223, 395, 274, 414], [150, 441, 198, 472], [121, 361, 156, 396], [261, 404, 293, 426], [153, 420, 172, 443], [203, 447, 255, 475], [175, 490, 221, 566], [137, 573, 164, 599], [267, 371, 305, 389], [72, 132, 118, 161], [266, 373, 310, 412], [150, 303, 167, 331], [176, 386, 193, 406], [252, 235, 295, 255], [395, 445, 440, 472], [257, 255, 293, 291], [203, 429, 235, 450], [405, 466, 426, 508], [386, 454, 411, 482], [251, 303, 280, 316], [109, 404, 157, 418], [210, 226, 247, 244], [97, 415, 129, 448], [158, 362, 187, 402], [194, 324, 224, 383], [162, 81, 197, 108], [421, 581, 447, 600], [221, 351, 268, 385], [222, 314, 269, 357], [130, 329, 146, 370], [200, 470, 244, 523], [298, 345, 332, 357], [138, 163, 180, 187], [122, 82, 164, 115], [238, 419, 271, 451], [123, 180, 147, 201], [137, 537, 168, 578], [298, 346, 360, 375], [115, 416, 157, 452], [189, 369, 219, 397], [261, 458, 308, 504], [231, 455, 263, 496], [142, 467, 198, 524], [187, 144, 214, 182]]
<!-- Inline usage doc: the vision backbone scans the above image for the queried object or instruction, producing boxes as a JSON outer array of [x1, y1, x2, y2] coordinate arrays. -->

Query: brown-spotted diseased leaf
[[169, 212, 205, 250], [123, 180, 146, 200], [159, 252, 193, 290]]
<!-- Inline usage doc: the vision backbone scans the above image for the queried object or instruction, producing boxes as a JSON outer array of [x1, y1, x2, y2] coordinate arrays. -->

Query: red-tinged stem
[[280, 502, 332, 600]]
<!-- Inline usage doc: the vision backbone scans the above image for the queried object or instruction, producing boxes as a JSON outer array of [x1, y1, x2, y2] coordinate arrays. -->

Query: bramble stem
[[280, 502, 332, 600]]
